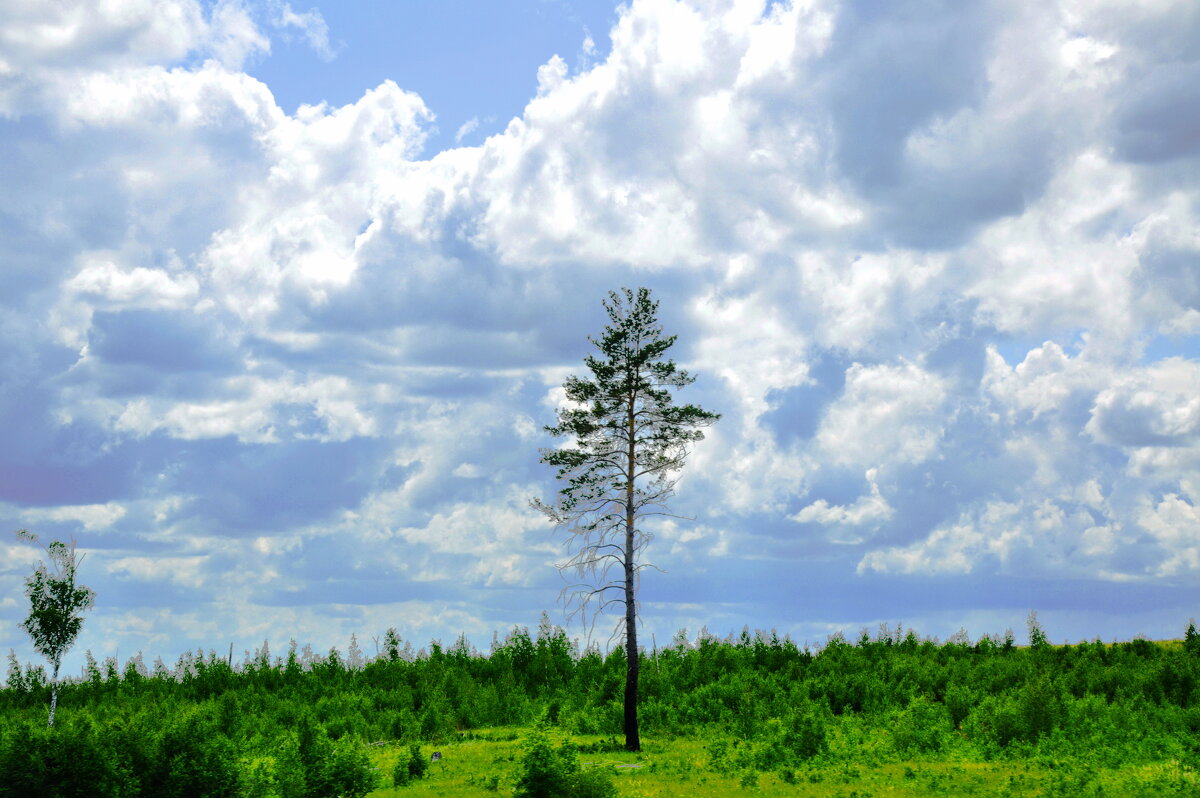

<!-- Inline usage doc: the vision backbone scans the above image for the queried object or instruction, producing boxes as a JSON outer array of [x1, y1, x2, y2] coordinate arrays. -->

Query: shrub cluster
[[0, 705, 376, 798], [513, 721, 616, 798], [391, 744, 429, 787], [3, 616, 1200, 792]]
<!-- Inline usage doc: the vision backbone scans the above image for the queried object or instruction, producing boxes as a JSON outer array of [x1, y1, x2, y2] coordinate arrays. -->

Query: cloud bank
[[1, 0, 1198, 670]]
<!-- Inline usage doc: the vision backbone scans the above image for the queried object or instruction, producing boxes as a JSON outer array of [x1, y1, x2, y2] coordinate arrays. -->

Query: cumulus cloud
[[3, 0, 1200, 667], [857, 498, 1111, 578], [66, 258, 200, 309], [792, 468, 893, 530], [1087, 358, 1200, 448], [817, 361, 948, 467]]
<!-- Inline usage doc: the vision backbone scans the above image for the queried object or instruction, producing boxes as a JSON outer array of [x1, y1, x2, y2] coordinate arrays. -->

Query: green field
[[5, 620, 1200, 796], [358, 729, 1200, 797]]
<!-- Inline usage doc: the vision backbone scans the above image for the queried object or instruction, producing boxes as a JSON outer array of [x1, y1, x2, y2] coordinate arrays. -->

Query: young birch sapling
[[16, 529, 95, 727]]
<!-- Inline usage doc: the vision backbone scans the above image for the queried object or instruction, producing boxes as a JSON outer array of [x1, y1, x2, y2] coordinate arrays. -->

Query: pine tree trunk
[[624, 519, 640, 751], [624, 394, 641, 752], [48, 660, 60, 728]]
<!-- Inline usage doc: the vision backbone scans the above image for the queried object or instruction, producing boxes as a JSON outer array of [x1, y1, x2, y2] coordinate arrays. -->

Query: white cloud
[[858, 500, 1037, 577], [1087, 358, 1200, 447], [1137, 492, 1200, 576], [207, 0, 271, 69], [817, 361, 948, 467], [109, 555, 209, 589], [22, 503, 128, 531], [792, 468, 893, 531], [0, 0, 205, 73], [66, 257, 200, 308], [202, 79, 432, 318], [983, 340, 1105, 420], [273, 3, 335, 61], [59, 60, 279, 130], [98, 375, 379, 443], [454, 116, 480, 144], [452, 463, 482, 478], [3, 0, 1200, 664]]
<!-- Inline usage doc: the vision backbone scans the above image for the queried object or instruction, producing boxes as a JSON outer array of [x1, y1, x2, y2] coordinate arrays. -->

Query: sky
[[1, 0, 1199, 675]]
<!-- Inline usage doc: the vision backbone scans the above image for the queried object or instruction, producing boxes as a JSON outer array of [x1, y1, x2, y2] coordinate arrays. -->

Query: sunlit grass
[[361, 729, 1200, 797]]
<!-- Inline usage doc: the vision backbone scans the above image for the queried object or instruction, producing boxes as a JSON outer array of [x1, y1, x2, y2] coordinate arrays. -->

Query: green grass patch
[[360, 729, 1200, 797]]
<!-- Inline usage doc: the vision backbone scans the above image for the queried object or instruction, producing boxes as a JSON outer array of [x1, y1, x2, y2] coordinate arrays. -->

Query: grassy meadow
[[360, 728, 1200, 797]]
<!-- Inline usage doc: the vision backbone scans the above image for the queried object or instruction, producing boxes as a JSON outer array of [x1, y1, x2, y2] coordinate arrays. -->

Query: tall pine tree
[[533, 287, 718, 751]]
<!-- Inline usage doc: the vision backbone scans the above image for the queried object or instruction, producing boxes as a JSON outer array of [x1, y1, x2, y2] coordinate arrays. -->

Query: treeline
[[3, 616, 1200, 795]]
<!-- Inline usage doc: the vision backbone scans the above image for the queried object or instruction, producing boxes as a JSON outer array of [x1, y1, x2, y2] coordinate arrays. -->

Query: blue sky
[[2, 0, 1200, 676], [244, 0, 620, 152]]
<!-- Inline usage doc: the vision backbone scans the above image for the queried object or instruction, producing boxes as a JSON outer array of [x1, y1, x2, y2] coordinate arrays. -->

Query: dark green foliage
[[892, 696, 951, 755], [780, 703, 828, 760], [571, 766, 620, 798], [1020, 674, 1063, 739], [139, 708, 240, 798], [1027, 611, 1049, 649], [0, 716, 125, 798], [513, 722, 573, 798], [966, 693, 1026, 749], [1186, 620, 1200, 657], [384, 628, 402, 662], [707, 701, 828, 776], [534, 288, 720, 527], [292, 713, 377, 798], [945, 681, 978, 729], [513, 722, 616, 798], [392, 744, 429, 786], [273, 733, 307, 798], [2, 615, 1200, 791], [4, 651, 25, 694], [321, 737, 377, 798]]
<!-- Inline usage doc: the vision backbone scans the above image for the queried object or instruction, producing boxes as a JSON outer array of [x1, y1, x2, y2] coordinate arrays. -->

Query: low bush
[[278, 713, 376, 798], [151, 709, 242, 798], [392, 744, 429, 787], [513, 721, 616, 798], [891, 696, 950, 755], [964, 693, 1026, 750], [0, 716, 126, 798]]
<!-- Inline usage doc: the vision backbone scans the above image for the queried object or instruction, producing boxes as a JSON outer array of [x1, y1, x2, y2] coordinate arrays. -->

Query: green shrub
[[964, 693, 1025, 749], [419, 699, 454, 741], [892, 696, 950, 755], [1063, 693, 1109, 741], [320, 737, 377, 798], [706, 736, 738, 775], [944, 682, 978, 729], [514, 723, 573, 798], [0, 716, 127, 798], [240, 759, 275, 798], [513, 722, 615, 798], [286, 714, 376, 798], [407, 744, 430, 780], [153, 710, 241, 798], [393, 744, 429, 786], [781, 703, 828, 760], [1020, 675, 1063, 739], [1185, 621, 1200, 657], [273, 733, 307, 798]]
